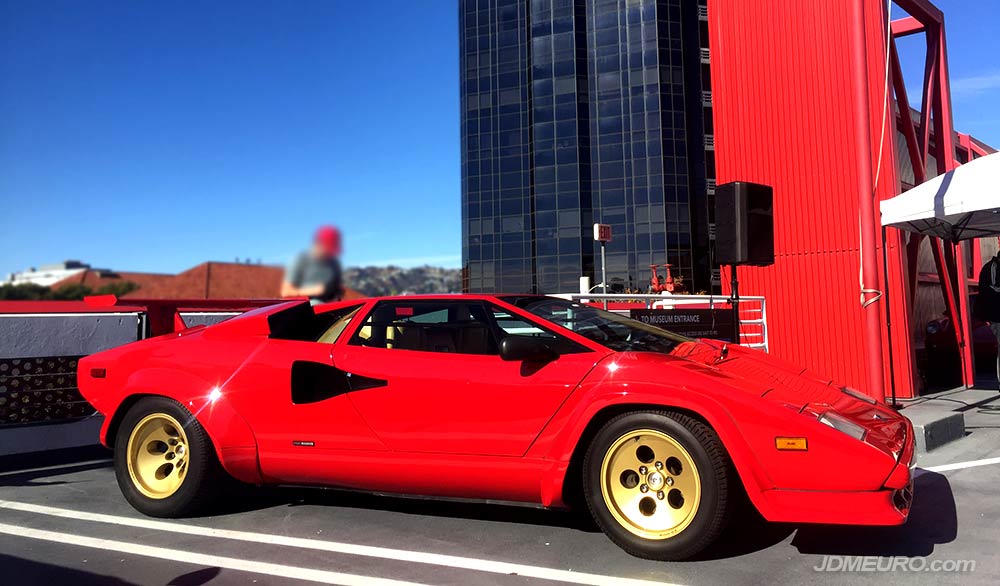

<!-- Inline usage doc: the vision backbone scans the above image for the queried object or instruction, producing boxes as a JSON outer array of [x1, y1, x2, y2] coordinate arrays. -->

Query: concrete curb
[[899, 388, 1000, 454]]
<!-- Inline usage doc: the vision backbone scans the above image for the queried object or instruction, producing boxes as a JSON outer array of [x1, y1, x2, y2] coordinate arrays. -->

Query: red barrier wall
[[707, 0, 915, 398]]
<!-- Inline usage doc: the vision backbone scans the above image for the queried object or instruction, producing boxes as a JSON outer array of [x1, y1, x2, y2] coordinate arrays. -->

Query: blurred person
[[974, 250, 1000, 390], [282, 225, 344, 305]]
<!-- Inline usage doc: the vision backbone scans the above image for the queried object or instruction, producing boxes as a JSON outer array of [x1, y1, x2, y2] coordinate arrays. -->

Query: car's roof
[[312, 293, 550, 312], [336, 293, 547, 302]]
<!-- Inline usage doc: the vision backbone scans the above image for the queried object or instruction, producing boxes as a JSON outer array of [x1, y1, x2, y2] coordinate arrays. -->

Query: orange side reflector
[[775, 437, 808, 451]]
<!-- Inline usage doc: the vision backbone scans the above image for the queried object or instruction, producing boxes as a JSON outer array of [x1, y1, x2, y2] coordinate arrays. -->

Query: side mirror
[[500, 336, 558, 363]]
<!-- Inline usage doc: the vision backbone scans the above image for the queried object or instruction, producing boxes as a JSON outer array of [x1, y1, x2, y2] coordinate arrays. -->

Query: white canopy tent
[[878, 150, 999, 401], [880, 150, 1000, 241]]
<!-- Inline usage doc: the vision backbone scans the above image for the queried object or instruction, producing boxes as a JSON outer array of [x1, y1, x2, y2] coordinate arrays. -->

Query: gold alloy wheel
[[600, 428, 702, 540], [126, 413, 190, 499]]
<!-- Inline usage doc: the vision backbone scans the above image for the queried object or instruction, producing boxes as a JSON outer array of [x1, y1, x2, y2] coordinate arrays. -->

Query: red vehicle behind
[[79, 295, 914, 560], [923, 294, 998, 387]]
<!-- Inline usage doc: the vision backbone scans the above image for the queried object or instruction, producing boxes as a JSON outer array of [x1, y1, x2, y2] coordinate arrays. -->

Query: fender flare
[[103, 367, 261, 484], [536, 386, 778, 518]]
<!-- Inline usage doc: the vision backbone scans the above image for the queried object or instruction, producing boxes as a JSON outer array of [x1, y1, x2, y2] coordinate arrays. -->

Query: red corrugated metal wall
[[707, 0, 915, 397]]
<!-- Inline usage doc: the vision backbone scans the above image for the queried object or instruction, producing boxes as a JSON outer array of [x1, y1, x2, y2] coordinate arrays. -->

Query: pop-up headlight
[[818, 411, 867, 441], [841, 386, 877, 405]]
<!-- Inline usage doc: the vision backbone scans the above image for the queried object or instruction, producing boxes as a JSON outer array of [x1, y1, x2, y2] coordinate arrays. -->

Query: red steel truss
[[891, 0, 978, 389]]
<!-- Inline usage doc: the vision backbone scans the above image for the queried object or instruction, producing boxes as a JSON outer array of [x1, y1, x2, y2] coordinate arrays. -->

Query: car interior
[[351, 302, 498, 355]]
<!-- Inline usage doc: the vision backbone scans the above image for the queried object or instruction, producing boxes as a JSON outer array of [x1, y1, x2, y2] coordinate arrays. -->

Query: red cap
[[314, 225, 342, 256]]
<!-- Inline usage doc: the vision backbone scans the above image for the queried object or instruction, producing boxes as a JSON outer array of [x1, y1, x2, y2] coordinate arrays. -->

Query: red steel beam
[[919, 36, 938, 166], [891, 16, 924, 37], [930, 238, 962, 347], [958, 132, 990, 159], [905, 233, 924, 303], [893, 0, 944, 23], [930, 19, 976, 387], [889, 38, 925, 184]]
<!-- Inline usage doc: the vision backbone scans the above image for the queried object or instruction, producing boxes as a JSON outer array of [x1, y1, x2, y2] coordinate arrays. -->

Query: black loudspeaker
[[714, 181, 775, 266]]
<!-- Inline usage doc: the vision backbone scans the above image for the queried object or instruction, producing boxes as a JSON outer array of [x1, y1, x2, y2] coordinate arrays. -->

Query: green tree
[[50, 283, 93, 300], [0, 283, 51, 300], [95, 281, 139, 297]]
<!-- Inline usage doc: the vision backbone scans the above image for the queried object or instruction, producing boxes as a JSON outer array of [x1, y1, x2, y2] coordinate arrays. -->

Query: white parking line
[[0, 459, 110, 478], [0, 500, 680, 586], [922, 456, 1000, 473], [0, 522, 425, 586]]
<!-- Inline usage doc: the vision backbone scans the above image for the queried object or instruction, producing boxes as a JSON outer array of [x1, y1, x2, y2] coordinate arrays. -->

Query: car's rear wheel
[[583, 411, 731, 560], [114, 396, 222, 517]]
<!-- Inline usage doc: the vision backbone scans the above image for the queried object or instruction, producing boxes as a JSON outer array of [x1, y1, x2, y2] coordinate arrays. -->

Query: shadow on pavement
[[0, 460, 113, 488], [0, 445, 112, 488], [0, 445, 110, 472], [693, 496, 796, 560], [209, 483, 602, 532], [0, 553, 139, 586], [167, 567, 222, 585], [790, 471, 957, 557]]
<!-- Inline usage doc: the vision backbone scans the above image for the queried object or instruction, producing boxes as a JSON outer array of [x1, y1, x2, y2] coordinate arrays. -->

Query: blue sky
[[892, 0, 1000, 142], [1, 1, 998, 278], [0, 1, 460, 276]]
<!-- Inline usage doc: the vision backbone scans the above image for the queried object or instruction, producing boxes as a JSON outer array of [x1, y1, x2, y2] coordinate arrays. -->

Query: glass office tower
[[460, 0, 714, 293]]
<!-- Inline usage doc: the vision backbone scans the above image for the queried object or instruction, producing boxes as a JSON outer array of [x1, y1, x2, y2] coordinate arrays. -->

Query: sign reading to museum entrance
[[629, 308, 736, 342]]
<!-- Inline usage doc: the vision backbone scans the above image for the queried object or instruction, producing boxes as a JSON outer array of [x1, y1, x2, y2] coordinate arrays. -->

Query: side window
[[349, 301, 498, 355], [492, 308, 558, 339], [489, 305, 589, 355], [315, 306, 362, 344]]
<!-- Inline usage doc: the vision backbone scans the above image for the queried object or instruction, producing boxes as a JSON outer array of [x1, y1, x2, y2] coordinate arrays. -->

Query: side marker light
[[775, 437, 808, 451]]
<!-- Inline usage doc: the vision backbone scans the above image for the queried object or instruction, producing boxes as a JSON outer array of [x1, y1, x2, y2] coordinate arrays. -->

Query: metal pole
[[601, 242, 608, 310], [730, 264, 739, 345], [882, 226, 898, 407]]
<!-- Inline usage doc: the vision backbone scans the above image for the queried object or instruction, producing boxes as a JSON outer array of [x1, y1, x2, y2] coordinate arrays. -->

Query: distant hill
[[344, 265, 462, 296]]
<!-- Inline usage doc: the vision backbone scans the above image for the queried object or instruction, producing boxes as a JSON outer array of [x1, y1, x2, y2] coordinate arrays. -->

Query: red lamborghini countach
[[78, 295, 914, 560]]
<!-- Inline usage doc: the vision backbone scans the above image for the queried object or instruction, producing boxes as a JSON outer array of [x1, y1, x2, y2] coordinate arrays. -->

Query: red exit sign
[[593, 223, 612, 242]]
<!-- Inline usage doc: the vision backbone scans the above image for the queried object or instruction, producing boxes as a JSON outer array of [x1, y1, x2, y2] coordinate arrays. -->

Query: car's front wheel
[[583, 411, 732, 560], [114, 396, 222, 517]]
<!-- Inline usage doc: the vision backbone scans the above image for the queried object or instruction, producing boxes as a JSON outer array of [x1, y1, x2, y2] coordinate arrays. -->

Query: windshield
[[501, 296, 691, 354]]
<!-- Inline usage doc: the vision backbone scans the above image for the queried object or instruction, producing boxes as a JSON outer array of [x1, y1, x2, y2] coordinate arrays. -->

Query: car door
[[226, 303, 387, 484], [332, 299, 602, 457]]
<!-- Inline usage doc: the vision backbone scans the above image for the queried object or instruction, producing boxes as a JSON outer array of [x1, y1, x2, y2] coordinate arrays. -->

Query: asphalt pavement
[[0, 398, 998, 586]]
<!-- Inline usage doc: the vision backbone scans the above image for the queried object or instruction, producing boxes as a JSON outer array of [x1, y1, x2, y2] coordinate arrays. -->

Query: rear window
[[269, 302, 364, 342]]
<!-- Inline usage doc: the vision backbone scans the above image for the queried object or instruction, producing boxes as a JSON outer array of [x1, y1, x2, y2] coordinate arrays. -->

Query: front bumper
[[758, 416, 915, 526], [757, 484, 910, 525]]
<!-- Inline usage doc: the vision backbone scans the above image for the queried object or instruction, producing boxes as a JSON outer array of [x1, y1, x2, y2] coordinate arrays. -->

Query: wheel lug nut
[[640, 484, 649, 493], [657, 490, 665, 500], [666, 477, 674, 486], [639, 466, 647, 474], [655, 461, 663, 470]]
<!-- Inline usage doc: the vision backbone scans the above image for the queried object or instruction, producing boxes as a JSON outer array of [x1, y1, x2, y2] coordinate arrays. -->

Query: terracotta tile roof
[[51, 262, 363, 300], [54, 269, 174, 292]]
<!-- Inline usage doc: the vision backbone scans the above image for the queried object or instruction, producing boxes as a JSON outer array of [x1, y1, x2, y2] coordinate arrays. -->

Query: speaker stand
[[730, 264, 740, 345]]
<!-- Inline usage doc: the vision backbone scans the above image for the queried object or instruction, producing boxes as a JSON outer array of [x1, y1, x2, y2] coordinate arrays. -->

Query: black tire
[[113, 396, 223, 517], [582, 410, 732, 560]]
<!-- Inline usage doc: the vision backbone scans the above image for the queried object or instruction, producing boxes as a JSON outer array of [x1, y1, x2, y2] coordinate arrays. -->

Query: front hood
[[666, 339, 843, 408], [627, 340, 908, 461]]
